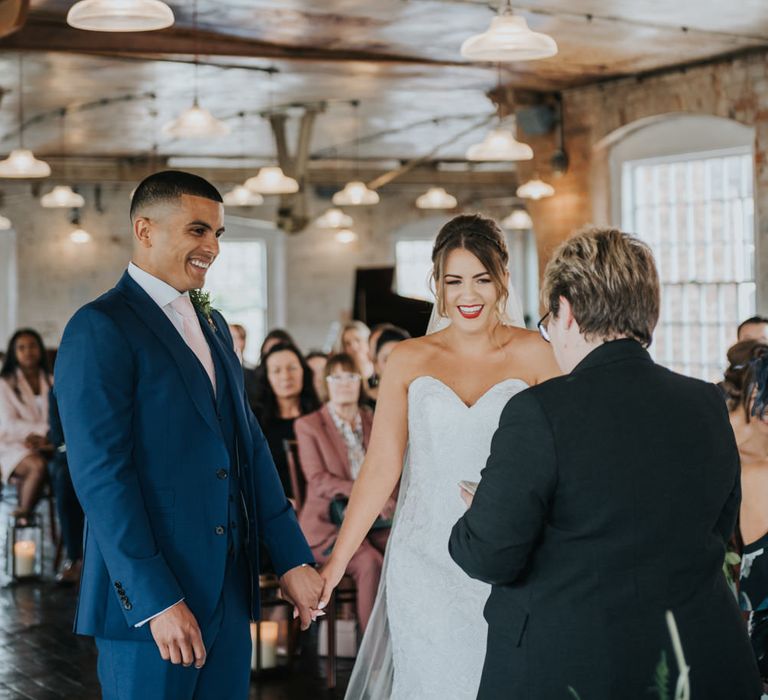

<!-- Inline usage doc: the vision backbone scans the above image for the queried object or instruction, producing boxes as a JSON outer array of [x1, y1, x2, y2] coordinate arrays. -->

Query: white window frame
[[0, 228, 18, 348], [208, 216, 285, 364]]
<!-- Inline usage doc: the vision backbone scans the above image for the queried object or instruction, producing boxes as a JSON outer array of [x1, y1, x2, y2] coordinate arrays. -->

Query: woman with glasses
[[295, 353, 393, 632]]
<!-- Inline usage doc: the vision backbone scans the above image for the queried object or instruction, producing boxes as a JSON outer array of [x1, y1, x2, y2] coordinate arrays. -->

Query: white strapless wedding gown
[[346, 375, 528, 700]]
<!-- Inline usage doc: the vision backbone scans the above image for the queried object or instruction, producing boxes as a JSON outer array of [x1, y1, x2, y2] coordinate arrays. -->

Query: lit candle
[[250, 620, 279, 670], [13, 540, 36, 578]]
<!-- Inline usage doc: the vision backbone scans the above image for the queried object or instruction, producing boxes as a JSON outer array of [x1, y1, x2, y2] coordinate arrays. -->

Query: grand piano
[[352, 267, 433, 338]]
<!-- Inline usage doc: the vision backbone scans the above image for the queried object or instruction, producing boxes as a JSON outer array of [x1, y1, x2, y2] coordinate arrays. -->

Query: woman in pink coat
[[295, 353, 395, 632], [0, 329, 52, 524]]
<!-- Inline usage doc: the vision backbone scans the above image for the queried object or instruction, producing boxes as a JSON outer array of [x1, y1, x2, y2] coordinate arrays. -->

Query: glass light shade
[[334, 229, 359, 244], [461, 12, 558, 62], [0, 149, 51, 178], [67, 0, 175, 32], [41, 185, 85, 208], [316, 208, 353, 229], [245, 167, 299, 195], [502, 208, 533, 230], [332, 181, 379, 206], [223, 185, 264, 207], [0, 215, 11, 230], [162, 103, 229, 139], [69, 228, 92, 244], [516, 178, 555, 200], [415, 187, 458, 210], [466, 127, 533, 161]]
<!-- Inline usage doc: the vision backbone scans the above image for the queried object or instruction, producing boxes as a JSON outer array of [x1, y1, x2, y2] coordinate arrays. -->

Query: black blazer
[[450, 339, 761, 700]]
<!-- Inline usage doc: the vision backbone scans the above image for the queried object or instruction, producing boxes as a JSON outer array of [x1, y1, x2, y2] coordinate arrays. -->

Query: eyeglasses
[[537, 312, 551, 343], [326, 372, 362, 385]]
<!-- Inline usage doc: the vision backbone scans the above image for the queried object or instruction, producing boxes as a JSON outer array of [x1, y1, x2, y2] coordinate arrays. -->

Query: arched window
[[611, 114, 755, 379]]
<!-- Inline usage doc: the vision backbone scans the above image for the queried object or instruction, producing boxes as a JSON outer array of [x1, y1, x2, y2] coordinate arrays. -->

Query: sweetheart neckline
[[407, 375, 528, 410]]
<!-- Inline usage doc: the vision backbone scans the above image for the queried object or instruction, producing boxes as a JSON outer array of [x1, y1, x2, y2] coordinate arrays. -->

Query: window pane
[[624, 150, 755, 380], [205, 240, 267, 366], [395, 240, 435, 301]]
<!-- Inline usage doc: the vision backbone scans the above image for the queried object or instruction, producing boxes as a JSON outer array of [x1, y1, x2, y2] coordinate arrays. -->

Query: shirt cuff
[[134, 598, 184, 628]]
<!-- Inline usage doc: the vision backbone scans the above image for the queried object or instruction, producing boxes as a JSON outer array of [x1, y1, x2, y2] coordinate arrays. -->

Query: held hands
[[279, 564, 325, 631], [318, 557, 347, 612], [149, 601, 206, 669]]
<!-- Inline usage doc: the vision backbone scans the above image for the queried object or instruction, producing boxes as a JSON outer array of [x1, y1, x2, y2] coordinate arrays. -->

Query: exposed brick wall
[[517, 50, 768, 311]]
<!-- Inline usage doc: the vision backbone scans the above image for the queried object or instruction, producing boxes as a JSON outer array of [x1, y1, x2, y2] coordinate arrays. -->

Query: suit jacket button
[[215, 525, 225, 535], [114, 582, 122, 589], [216, 469, 228, 480], [124, 602, 132, 611]]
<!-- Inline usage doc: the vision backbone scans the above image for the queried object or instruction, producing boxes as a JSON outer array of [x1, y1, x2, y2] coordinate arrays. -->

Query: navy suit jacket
[[55, 272, 313, 640]]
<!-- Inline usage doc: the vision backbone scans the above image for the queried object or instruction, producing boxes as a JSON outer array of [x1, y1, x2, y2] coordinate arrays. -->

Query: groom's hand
[[149, 601, 206, 669], [279, 565, 324, 631]]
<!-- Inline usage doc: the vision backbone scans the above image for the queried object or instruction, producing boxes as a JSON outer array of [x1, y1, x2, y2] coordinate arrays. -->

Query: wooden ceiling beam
[[0, 14, 466, 67], [4, 156, 520, 187]]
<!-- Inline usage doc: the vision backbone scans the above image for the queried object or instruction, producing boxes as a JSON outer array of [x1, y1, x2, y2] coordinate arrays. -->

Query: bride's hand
[[459, 486, 474, 508], [318, 557, 346, 610]]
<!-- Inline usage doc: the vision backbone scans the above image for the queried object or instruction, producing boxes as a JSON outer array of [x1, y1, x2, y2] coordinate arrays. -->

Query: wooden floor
[[0, 499, 352, 700]]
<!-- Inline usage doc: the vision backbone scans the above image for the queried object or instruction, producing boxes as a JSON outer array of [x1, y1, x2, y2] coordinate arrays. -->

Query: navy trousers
[[96, 555, 251, 700]]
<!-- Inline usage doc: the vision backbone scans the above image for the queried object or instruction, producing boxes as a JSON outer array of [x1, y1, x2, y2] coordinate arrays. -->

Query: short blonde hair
[[336, 321, 371, 353], [541, 227, 660, 347], [431, 214, 510, 322]]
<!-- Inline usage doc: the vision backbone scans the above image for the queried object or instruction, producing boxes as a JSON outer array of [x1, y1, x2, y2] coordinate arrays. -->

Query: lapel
[[321, 405, 353, 479], [200, 310, 242, 412], [115, 272, 221, 438]]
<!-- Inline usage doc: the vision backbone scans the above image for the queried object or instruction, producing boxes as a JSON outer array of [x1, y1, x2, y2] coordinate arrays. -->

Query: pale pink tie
[[169, 295, 217, 395]]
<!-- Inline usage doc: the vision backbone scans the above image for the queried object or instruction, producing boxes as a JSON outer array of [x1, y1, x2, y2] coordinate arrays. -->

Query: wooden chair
[[283, 439, 306, 513], [325, 574, 358, 689]]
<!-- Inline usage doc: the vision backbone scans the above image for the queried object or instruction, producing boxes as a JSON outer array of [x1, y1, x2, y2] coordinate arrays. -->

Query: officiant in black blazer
[[450, 228, 761, 700]]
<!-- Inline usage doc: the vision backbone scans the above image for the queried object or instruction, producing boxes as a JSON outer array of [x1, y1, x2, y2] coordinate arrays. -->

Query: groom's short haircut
[[130, 170, 223, 221], [542, 227, 660, 348]]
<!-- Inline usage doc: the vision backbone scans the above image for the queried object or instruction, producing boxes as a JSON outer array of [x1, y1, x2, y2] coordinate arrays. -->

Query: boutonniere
[[189, 289, 217, 331]]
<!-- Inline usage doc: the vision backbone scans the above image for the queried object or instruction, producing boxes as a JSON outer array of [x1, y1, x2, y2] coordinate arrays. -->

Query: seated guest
[[48, 387, 84, 585], [0, 329, 53, 525], [374, 326, 411, 380], [259, 328, 297, 365], [306, 350, 329, 403], [229, 322, 262, 413], [450, 227, 761, 699], [738, 316, 768, 343], [295, 353, 394, 632], [337, 321, 375, 391], [252, 342, 320, 498]]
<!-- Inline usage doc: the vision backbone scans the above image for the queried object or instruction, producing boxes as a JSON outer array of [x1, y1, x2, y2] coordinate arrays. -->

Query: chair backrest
[[283, 439, 306, 513]]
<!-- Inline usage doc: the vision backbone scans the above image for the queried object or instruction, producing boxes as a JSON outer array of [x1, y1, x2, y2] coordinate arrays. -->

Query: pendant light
[[332, 180, 379, 206], [316, 208, 353, 229], [245, 166, 298, 195], [334, 229, 359, 244], [466, 119, 533, 162], [69, 227, 93, 244], [0, 215, 12, 230], [162, 0, 227, 139], [67, 0, 174, 32], [223, 184, 264, 207], [502, 208, 533, 230], [516, 177, 554, 200], [41, 185, 85, 208], [333, 101, 380, 207], [0, 55, 51, 179], [461, 0, 558, 62], [415, 187, 458, 210]]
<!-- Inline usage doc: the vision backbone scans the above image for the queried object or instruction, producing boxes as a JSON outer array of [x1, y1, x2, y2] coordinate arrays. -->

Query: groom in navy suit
[[55, 171, 322, 699]]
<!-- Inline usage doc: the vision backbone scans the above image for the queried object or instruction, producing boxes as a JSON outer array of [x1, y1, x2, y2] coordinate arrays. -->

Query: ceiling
[[0, 0, 767, 167]]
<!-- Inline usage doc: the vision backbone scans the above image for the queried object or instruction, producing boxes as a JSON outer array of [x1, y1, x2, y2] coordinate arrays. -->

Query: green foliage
[[189, 289, 213, 321], [651, 651, 671, 700]]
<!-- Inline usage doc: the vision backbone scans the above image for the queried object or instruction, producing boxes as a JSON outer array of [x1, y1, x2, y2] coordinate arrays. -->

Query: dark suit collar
[[115, 272, 222, 438], [572, 338, 652, 374]]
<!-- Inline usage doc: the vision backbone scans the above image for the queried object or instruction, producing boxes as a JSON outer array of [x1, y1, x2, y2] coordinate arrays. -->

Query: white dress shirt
[[127, 262, 189, 627]]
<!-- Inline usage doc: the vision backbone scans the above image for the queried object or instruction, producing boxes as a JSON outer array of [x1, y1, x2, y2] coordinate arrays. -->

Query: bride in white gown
[[319, 214, 559, 699]]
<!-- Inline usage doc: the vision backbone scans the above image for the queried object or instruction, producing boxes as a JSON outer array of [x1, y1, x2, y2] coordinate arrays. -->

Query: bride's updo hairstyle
[[431, 214, 510, 322]]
